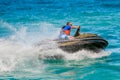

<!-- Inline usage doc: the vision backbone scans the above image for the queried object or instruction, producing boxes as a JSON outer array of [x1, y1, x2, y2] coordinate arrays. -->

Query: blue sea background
[[0, 0, 120, 80]]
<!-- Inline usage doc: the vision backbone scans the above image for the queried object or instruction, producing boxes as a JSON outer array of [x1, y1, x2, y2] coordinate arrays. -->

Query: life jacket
[[62, 25, 71, 35]]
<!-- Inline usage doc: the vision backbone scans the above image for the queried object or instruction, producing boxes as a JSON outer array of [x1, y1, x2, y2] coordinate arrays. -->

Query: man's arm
[[71, 26, 80, 29]]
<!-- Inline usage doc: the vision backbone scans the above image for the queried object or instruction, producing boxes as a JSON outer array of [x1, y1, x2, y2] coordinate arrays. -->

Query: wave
[[0, 38, 111, 72], [99, 0, 120, 8]]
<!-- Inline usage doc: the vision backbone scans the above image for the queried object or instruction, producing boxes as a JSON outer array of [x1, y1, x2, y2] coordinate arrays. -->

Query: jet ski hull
[[58, 34, 108, 53]]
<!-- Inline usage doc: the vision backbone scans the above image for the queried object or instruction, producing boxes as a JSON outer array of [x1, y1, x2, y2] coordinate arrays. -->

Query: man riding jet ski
[[59, 22, 80, 40]]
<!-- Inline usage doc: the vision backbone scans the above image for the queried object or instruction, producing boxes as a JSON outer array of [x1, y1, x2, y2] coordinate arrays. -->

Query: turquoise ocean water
[[0, 0, 120, 79]]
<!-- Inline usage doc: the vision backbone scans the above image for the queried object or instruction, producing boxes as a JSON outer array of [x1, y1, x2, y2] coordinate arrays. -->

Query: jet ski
[[57, 28, 108, 53]]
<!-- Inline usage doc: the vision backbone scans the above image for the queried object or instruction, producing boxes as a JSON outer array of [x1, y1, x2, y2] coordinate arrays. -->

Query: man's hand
[[78, 26, 80, 29]]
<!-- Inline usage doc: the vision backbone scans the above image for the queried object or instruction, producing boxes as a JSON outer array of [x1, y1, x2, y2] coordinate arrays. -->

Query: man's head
[[67, 22, 72, 26]]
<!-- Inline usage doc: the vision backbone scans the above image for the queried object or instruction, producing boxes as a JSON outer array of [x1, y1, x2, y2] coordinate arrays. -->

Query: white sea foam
[[0, 39, 39, 72], [0, 38, 111, 72]]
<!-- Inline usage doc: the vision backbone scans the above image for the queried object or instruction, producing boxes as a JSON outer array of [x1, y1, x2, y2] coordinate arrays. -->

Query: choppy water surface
[[0, 0, 120, 80]]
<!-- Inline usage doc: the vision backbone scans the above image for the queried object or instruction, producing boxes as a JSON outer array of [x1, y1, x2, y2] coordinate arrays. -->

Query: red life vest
[[64, 30, 70, 35]]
